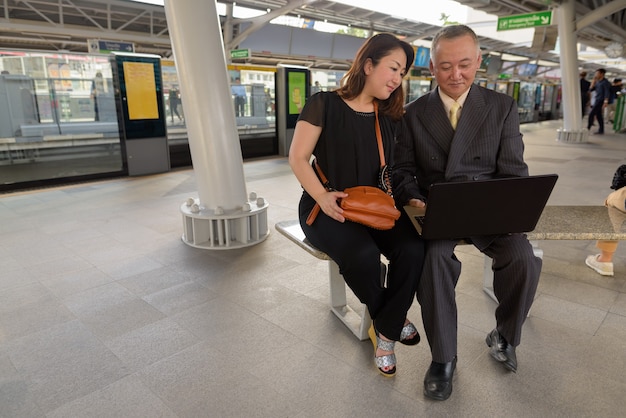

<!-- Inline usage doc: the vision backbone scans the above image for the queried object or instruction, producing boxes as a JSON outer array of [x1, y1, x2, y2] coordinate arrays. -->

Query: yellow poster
[[123, 61, 158, 120]]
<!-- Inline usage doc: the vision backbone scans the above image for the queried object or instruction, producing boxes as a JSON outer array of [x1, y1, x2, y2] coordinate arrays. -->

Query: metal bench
[[465, 206, 626, 301], [275, 220, 373, 340], [276, 206, 626, 340]]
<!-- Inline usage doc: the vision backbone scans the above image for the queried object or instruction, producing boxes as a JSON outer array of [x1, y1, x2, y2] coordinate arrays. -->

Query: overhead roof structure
[[454, 0, 625, 73], [0, 0, 171, 55], [0, 0, 623, 74], [231, 0, 443, 38], [455, 0, 625, 54]]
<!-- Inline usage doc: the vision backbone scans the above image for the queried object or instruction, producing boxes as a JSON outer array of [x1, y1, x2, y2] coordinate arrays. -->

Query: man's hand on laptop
[[408, 198, 426, 208]]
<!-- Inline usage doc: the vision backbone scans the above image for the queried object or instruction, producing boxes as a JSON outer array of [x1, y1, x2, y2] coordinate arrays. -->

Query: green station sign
[[497, 11, 552, 31], [230, 49, 251, 59]]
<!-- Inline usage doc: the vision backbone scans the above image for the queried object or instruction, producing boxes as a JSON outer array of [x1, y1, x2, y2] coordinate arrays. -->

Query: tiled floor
[[1, 120, 625, 417]]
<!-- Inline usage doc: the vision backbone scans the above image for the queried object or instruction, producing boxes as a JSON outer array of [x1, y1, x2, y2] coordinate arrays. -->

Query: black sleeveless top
[[297, 91, 399, 196]]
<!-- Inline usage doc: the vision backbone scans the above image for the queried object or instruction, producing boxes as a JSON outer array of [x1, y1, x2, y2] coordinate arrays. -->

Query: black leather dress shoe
[[423, 357, 457, 401], [485, 329, 517, 372]]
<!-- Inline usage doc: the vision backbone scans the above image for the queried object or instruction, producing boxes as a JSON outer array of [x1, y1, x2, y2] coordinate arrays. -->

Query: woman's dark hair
[[336, 33, 414, 120]]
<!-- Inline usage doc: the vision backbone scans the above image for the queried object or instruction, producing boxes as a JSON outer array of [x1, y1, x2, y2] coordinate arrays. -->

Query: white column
[[164, 0, 269, 249], [555, 0, 589, 143]]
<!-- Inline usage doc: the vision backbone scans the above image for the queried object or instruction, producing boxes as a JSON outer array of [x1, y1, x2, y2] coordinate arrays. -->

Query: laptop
[[404, 174, 558, 240]]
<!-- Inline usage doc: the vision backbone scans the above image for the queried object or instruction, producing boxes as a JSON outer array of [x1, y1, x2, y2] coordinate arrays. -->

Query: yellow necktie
[[449, 102, 460, 130]]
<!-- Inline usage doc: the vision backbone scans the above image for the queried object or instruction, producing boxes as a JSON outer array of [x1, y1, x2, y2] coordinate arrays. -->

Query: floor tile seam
[[0, 278, 79, 317], [590, 310, 626, 340], [594, 284, 625, 313], [101, 332, 204, 379], [44, 372, 176, 418], [607, 304, 626, 317], [300, 338, 423, 400], [525, 144, 626, 154], [534, 290, 617, 315], [249, 301, 381, 373], [531, 293, 610, 336], [533, 287, 614, 309], [539, 277, 626, 300]]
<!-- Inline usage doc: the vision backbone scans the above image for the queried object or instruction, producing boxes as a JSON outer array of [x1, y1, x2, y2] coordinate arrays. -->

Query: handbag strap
[[313, 100, 387, 190], [374, 101, 393, 195], [313, 158, 332, 191], [373, 101, 385, 168]]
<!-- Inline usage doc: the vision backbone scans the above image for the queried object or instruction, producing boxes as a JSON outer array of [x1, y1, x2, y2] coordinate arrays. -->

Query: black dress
[[298, 91, 396, 194], [296, 91, 424, 340]]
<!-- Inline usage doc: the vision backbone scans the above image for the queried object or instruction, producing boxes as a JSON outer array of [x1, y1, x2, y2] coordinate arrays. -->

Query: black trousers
[[299, 197, 424, 341], [170, 101, 182, 121], [588, 102, 605, 132], [235, 96, 245, 117], [417, 234, 541, 363]]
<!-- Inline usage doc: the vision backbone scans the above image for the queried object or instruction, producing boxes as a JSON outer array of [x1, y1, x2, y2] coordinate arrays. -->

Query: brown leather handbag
[[305, 102, 400, 230]]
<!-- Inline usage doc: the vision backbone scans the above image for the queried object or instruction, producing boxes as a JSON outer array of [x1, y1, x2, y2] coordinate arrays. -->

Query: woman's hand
[[315, 190, 349, 223]]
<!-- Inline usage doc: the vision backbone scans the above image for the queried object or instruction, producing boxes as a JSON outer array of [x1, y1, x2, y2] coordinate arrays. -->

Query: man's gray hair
[[431, 25, 481, 59]]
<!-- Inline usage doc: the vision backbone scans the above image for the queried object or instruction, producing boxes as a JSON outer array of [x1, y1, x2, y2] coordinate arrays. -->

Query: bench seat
[[276, 206, 626, 340], [275, 219, 372, 340]]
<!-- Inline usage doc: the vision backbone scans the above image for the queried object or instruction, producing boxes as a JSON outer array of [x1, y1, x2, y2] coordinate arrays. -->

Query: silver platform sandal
[[368, 325, 396, 377], [399, 321, 421, 346]]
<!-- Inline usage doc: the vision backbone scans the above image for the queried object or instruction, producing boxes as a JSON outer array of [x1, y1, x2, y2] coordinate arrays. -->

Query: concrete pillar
[[164, 0, 269, 249], [555, 0, 589, 143]]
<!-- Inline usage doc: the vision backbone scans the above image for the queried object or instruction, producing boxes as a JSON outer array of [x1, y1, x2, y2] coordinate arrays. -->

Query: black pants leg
[[300, 201, 424, 341], [588, 103, 604, 132]]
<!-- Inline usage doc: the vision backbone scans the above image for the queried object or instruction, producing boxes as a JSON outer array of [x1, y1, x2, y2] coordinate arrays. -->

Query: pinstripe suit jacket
[[394, 84, 529, 206]]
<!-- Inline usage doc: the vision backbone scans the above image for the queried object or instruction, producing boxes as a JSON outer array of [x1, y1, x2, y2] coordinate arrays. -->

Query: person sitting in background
[[586, 168, 626, 277]]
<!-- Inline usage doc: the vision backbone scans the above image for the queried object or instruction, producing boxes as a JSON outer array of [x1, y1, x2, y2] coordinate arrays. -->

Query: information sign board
[[230, 49, 251, 59], [497, 11, 552, 31]]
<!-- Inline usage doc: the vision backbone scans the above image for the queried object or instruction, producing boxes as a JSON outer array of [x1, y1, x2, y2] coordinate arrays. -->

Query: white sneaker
[[585, 254, 614, 276]]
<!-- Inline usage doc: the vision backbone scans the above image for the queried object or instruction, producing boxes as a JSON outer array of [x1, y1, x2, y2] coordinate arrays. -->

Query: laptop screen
[[404, 174, 558, 240]]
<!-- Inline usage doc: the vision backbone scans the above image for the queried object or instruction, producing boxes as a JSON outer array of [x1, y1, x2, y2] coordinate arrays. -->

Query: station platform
[[0, 119, 625, 416]]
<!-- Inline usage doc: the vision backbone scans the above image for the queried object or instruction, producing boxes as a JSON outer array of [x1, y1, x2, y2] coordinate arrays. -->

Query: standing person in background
[[607, 78, 622, 123], [311, 80, 322, 94], [580, 71, 590, 118], [231, 77, 247, 117], [169, 85, 183, 123], [394, 24, 542, 401], [587, 68, 611, 135], [289, 33, 424, 378], [91, 72, 104, 121]]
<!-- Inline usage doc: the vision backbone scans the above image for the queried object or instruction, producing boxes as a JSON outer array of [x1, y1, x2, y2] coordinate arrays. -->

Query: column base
[[556, 128, 589, 143], [180, 192, 269, 249]]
